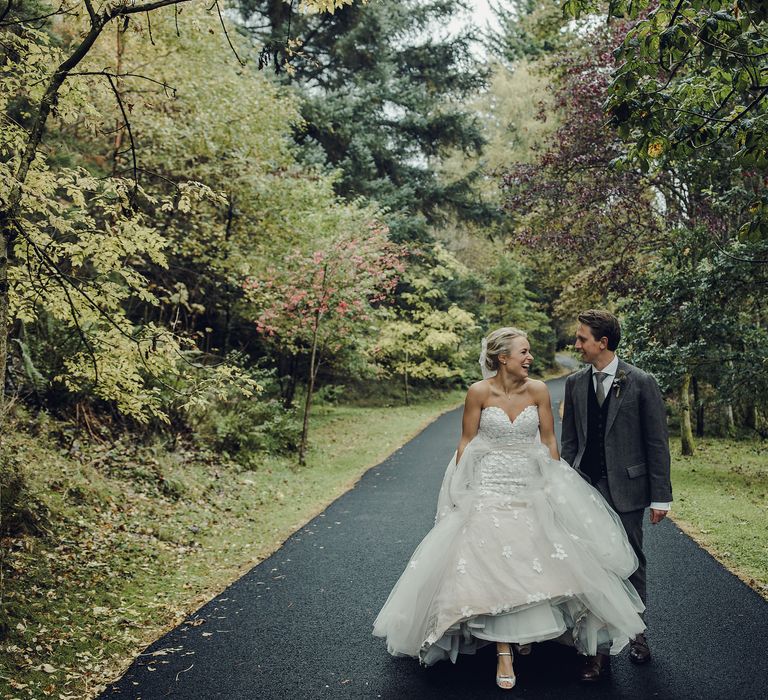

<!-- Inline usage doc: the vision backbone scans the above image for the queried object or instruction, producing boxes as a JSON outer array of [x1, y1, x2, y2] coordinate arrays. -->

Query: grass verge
[[0, 391, 463, 699], [669, 437, 768, 598]]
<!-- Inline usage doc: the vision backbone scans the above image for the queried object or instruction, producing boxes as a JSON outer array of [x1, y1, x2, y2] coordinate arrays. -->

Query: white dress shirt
[[592, 356, 670, 513], [592, 355, 619, 397]]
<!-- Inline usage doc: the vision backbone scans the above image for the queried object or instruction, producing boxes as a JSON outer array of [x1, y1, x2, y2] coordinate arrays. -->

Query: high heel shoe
[[496, 650, 516, 690], [513, 642, 532, 656]]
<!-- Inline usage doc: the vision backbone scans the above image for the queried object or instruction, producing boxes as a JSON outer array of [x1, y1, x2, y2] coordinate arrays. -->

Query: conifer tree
[[240, 0, 493, 241]]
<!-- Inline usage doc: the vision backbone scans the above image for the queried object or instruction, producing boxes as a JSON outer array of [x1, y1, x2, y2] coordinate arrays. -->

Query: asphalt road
[[101, 374, 768, 699]]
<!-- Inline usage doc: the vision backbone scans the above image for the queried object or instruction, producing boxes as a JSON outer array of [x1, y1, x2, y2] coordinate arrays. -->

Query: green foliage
[[241, 0, 493, 242], [191, 394, 301, 462], [622, 230, 768, 430], [374, 244, 477, 384], [1, 2, 383, 424], [488, 0, 571, 61], [479, 250, 556, 366], [1, 5, 262, 422], [565, 0, 768, 239]]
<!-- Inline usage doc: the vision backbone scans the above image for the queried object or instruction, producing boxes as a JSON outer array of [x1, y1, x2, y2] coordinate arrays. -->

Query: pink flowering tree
[[245, 225, 405, 464]]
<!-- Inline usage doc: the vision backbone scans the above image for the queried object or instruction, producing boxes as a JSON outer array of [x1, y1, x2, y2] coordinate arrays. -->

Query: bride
[[372, 327, 645, 690]]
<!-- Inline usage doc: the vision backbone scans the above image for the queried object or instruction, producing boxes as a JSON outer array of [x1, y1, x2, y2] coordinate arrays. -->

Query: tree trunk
[[692, 376, 705, 437], [680, 372, 695, 456], [744, 403, 758, 431], [298, 311, 321, 466], [0, 228, 9, 424], [724, 403, 736, 436], [403, 349, 410, 406]]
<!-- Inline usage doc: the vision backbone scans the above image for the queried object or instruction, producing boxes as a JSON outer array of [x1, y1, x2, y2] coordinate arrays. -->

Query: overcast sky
[[466, 0, 498, 27], [467, 0, 504, 29], [450, 0, 509, 39]]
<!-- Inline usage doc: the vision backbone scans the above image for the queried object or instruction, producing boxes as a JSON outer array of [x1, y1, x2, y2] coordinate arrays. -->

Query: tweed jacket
[[560, 359, 673, 513]]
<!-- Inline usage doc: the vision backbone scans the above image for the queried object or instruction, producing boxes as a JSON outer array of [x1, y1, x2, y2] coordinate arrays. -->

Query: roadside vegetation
[[0, 391, 462, 698], [2, 1, 767, 698], [670, 439, 768, 598]]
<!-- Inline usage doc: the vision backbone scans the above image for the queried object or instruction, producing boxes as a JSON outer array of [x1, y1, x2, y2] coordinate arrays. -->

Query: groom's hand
[[649, 508, 667, 525]]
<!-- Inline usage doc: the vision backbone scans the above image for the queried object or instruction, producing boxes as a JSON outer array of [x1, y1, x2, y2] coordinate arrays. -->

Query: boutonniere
[[614, 370, 627, 398]]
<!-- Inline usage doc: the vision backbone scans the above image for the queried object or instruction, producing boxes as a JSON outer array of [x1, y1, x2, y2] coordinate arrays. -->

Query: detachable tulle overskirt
[[372, 439, 645, 665]]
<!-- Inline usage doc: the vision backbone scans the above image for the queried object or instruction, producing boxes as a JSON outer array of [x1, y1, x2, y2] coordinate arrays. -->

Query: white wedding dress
[[372, 404, 645, 665]]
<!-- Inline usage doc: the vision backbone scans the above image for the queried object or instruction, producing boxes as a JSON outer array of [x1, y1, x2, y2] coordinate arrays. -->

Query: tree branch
[[0, 0, 12, 24], [678, 85, 768, 151], [13, 222, 151, 346], [211, 0, 245, 66], [70, 70, 177, 97], [103, 72, 139, 194], [83, 0, 97, 23], [667, 0, 686, 30], [6, 0, 193, 218], [107, 0, 194, 20]]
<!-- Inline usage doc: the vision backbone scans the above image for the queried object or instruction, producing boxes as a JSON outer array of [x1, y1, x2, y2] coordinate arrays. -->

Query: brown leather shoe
[[629, 633, 651, 664], [579, 653, 610, 682]]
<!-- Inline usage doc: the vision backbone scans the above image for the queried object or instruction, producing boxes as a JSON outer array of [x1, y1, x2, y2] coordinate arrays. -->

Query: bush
[[189, 364, 301, 463], [197, 397, 301, 461], [0, 446, 51, 538]]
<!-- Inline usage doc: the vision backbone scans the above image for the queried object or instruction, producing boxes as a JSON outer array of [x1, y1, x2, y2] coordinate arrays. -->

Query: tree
[[0, 0, 366, 421], [622, 230, 768, 452], [495, 3, 768, 442], [487, 0, 571, 62], [246, 224, 405, 463], [0, 0, 208, 422], [565, 0, 768, 239], [500, 20, 666, 321], [373, 244, 478, 401], [238, 0, 493, 242]]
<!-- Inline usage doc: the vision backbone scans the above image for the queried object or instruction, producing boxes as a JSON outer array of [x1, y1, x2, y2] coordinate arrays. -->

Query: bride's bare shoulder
[[466, 380, 491, 404], [527, 379, 550, 401]]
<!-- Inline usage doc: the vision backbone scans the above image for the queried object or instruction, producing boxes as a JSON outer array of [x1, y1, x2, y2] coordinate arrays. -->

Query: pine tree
[[239, 0, 493, 241]]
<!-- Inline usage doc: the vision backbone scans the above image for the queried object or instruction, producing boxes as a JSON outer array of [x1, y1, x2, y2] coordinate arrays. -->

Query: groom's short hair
[[578, 310, 621, 350]]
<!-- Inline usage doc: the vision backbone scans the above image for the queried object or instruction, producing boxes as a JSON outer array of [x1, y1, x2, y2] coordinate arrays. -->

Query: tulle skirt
[[372, 440, 645, 665]]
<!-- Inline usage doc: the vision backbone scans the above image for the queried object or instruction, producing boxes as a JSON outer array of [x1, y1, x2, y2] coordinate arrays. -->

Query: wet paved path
[[101, 375, 768, 699]]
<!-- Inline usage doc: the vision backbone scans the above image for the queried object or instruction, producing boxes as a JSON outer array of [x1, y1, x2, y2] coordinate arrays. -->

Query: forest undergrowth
[[0, 391, 463, 699]]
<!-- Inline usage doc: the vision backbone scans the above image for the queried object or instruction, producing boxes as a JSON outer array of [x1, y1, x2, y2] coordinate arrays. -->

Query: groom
[[561, 309, 672, 681]]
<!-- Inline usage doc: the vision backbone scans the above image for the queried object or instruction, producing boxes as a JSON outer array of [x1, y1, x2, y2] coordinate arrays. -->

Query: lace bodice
[[478, 405, 540, 443], [476, 405, 542, 497]]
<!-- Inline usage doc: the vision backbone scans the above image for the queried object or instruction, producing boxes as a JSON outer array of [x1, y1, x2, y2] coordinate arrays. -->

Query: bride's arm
[[532, 381, 560, 460], [456, 382, 484, 463]]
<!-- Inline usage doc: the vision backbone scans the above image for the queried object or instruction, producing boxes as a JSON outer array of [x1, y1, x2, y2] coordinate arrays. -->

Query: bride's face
[[499, 337, 533, 378]]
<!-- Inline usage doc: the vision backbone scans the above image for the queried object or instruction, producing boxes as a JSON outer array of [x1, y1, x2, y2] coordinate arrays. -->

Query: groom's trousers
[[595, 477, 647, 606]]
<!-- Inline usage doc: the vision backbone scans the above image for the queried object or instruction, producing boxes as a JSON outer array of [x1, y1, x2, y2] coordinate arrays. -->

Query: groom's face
[[574, 324, 606, 365]]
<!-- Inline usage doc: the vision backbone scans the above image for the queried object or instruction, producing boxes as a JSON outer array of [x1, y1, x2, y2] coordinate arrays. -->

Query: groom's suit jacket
[[561, 360, 672, 513]]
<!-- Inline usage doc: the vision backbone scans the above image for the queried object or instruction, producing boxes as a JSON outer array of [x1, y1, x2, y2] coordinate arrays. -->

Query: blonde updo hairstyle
[[483, 327, 528, 374]]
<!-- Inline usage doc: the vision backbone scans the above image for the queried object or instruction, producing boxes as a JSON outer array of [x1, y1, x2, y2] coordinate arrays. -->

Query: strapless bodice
[[476, 405, 542, 498], [477, 405, 540, 443]]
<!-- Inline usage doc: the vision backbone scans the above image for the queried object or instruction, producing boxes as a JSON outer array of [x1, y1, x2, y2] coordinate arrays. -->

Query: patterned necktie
[[595, 371, 607, 407]]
